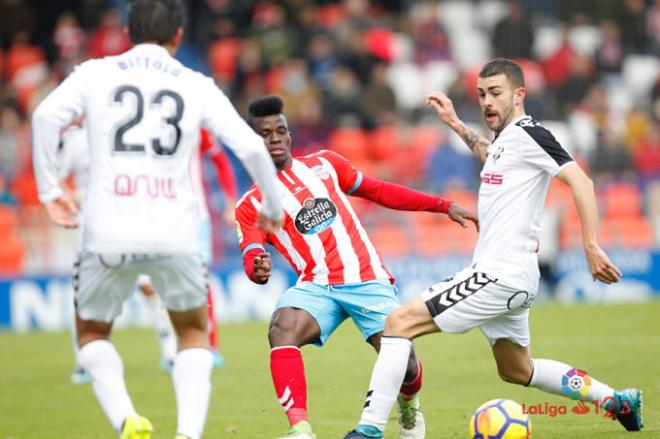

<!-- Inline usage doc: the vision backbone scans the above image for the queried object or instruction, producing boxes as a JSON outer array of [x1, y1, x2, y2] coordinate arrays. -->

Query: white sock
[[145, 293, 177, 361], [359, 337, 412, 430], [172, 348, 213, 439], [70, 319, 82, 369], [78, 340, 136, 432], [529, 359, 614, 403]]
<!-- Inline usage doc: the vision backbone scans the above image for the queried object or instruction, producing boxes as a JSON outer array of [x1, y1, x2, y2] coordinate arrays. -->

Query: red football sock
[[207, 286, 217, 349], [399, 360, 423, 400], [270, 346, 308, 426]]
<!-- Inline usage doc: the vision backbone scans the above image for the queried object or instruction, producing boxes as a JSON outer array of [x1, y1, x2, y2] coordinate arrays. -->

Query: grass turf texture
[[1, 301, 658, 438]]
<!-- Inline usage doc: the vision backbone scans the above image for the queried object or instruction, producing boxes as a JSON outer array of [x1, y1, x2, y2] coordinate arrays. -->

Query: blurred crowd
[[0, 0, 659, 274]]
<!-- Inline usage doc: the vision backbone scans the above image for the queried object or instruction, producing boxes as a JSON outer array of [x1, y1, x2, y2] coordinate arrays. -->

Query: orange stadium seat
[[603, 182, 642, 220], [367, 221, 410, 256]]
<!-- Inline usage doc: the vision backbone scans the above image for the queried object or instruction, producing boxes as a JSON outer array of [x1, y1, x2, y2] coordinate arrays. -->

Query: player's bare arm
[[44, 194, 79, 228], [253, 252, 273, 284], [426, 92, 490, 163], [447, 203, 479, 231], [555, 164, 622, 284]]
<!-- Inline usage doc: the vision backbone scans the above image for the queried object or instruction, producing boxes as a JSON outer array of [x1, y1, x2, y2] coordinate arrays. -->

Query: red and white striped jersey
[[236, 150, 393, 286]]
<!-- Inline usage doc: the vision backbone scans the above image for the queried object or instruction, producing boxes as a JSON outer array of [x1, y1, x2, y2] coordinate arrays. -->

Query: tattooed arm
[[426, 92, 490, 163]]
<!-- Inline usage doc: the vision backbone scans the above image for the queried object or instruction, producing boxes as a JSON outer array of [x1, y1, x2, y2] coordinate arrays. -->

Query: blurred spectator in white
[[493, 0, 533, 59]]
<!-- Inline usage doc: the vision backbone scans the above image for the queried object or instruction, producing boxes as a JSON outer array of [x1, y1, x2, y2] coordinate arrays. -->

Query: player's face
[[252, 114, 293, 169], [477, 74, 524, 133]]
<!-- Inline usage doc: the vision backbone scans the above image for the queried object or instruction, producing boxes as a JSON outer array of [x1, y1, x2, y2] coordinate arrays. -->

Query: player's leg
[[69, 257, 90, 383], [269, 283, 346, 439], [206, 284, 224, 367], [340, 280, 425, 438], [344, 269, 498, 438], [136, 274, 177, 372], [75, 253, 152, 438], [491, 336, 643, 431], [151, 254, 212, 439]]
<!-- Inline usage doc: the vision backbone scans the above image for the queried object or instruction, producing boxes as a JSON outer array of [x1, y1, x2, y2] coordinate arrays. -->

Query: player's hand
[[253, 252, 272, 284], [447, 203, 479, 231], [258, 211, 284, 233], [44, 195, 79, 228], [222, 203, 236, 226], [585, 244, 622, 284], [426, 91, 461, 130]]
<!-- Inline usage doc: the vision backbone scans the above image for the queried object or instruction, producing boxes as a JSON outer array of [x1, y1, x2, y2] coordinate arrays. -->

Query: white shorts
[[73, 252, 208, 322], [420, 267, 536, 347]]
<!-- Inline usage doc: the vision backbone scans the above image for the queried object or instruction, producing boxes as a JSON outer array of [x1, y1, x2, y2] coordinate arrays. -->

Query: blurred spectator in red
[[634, 121, 660, 181], [53, 12, 86, 77], [86, 8, 130, 59], [493, 0, 533, 59], [207, 16, 239, 89], [595, 20, 624, 76], [359, 62, 397, 128], [542, 31, 578, 89], [4, 31, 48, 110]]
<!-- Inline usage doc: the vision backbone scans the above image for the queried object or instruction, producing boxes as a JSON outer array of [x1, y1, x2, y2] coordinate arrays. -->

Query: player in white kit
[[343, 59, 643, 438], [58, 122, 234, 384], [32, 1, 283, 438]]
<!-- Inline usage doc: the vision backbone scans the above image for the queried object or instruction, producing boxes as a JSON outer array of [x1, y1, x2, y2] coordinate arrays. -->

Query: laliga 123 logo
[[562, 368, 591, 399]]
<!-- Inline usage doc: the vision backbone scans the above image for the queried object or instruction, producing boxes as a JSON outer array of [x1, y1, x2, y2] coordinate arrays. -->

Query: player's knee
[[497, 364, 532, 385], [384, 306, 413, 337]]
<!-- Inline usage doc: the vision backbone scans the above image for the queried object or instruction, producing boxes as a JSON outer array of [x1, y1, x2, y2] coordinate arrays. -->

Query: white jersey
[[472, 115, 574, 292], [57, 125, 90, 200], [33, 44, 281, 254]]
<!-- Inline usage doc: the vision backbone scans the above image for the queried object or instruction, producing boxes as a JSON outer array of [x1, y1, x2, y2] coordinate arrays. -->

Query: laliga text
[[521, 397, 631, 418]]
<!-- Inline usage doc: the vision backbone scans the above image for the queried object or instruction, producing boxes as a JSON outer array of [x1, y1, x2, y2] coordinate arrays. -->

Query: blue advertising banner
[[1, 251, 658, 331]]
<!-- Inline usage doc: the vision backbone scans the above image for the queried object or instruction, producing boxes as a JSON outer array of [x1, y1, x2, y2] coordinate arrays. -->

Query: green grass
[[1, 301, 658, 438]]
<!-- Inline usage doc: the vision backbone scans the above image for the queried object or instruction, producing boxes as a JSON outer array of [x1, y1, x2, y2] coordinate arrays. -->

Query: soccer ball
[[469, 399, 532, 438]]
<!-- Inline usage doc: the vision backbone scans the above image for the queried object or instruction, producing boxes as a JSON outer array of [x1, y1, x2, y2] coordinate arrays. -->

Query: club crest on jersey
[[311, 165, 330, 180], [295, 197, 337, 235], [492, 144, 504, 163]]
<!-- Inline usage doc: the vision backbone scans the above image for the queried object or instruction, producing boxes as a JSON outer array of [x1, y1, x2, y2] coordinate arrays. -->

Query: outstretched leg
[[492, 339, 643, 431]]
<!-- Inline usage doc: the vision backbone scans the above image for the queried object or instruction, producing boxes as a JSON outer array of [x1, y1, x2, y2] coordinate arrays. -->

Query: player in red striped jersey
[[235, 96, 478, 439]]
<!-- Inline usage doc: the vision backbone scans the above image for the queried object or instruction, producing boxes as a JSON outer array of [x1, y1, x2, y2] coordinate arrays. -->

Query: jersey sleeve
[[199, 78, 283, 221], [518, 121, 574, 176], [318, 150, 362, 194], [32, 64, 91, 203], [199, 128, 238, 200], [235, 190, 267, 256]]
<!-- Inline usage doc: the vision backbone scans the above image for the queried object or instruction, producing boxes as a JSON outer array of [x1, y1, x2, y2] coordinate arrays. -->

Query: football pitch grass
[[1, 301, 658, 438]]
